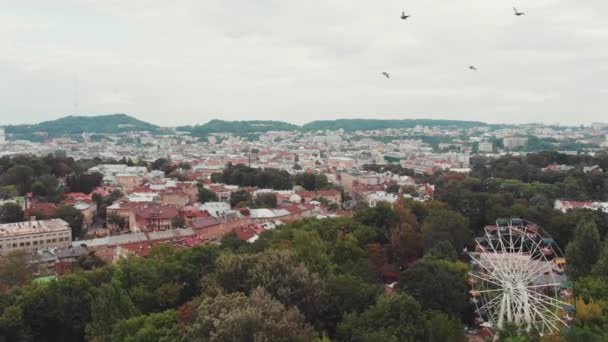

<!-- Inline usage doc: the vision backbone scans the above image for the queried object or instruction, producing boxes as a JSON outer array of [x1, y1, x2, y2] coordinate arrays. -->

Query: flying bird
[[469, 66, 477, 71], [381, 72, 390, 79], [513, 7, 525, 16], [400, 11, 410, 20]]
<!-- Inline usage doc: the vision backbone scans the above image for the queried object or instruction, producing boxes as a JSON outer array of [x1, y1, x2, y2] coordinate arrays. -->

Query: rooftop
[[0, 219, 70, 237]]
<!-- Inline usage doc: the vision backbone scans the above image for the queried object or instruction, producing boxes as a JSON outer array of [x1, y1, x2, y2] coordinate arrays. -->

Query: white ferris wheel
[[468, 218, 576, 336]]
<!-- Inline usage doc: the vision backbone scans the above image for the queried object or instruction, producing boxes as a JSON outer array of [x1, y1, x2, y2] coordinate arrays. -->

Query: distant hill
[[178, 119, 300, 137], [5, 114, 160, 139], [302, 119, 487, 132], [3, 115, 493, 142]]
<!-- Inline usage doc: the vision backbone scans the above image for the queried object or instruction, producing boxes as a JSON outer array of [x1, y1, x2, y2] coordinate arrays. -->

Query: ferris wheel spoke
[[527, 282, 561, 288], [477, 293, 503, 312], [527, 294, 570, 329], [527, 299, 562, 335], [476, 288, 505, 294], [528, 290, 572, 310], [469, 272, 504, 289]]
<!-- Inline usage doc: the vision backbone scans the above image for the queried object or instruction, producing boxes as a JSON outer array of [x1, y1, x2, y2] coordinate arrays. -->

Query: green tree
[[354, 202, 396, 244], [197, 187, 218, 204], [111, 310, 177, 342], [207, 250, 321, 321], [398, 260, 469, 318], [1, 165, 34, 194], [420, 208, 471, 253], [319, 274, 380, 334], [77, 251, 106, 270], [566, 220, 601, 280], [66, 172, 104, 194], [55, 205, 85, 239], [591, 240, 608, 277], [291, 230, 334, 277], [0, 185, 17, 199], [254, 193, 278, 208], [107, 211, 126, 229], [86, 279, 139, 342], [0, 202, 24, 223], [423, 310, 465, 342], [20, 274, 95, 341], [229, 189, 252, 207], [185, 288, 316, 342], [336, 293, 425, 341], [171, 216, 186, 228], [210, 172, 223, 183], [0, 250, 33, 288], [219, 232, 247, 251], [424, 240, 458, 261]]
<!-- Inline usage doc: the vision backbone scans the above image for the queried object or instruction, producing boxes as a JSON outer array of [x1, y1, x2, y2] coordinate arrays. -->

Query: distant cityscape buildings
[[503, 137, 529, 150], [478, 141, 494, 153]]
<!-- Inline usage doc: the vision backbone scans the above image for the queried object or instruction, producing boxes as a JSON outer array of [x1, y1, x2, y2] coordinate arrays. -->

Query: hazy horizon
[[2, 1, 607, 126]]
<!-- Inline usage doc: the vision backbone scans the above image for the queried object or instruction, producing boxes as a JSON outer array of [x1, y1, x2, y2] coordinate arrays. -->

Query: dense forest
[[5, 114, 160, 140]]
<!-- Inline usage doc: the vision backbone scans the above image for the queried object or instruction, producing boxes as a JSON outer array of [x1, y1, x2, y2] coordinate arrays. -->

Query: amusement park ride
[[467, 218, 576, 336]]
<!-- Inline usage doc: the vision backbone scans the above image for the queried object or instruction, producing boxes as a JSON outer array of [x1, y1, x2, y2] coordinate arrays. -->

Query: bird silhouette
[[381, 72, 390, 79], [513, 7, 525, 16], [469, 66, 477, 71], [400, 11, 410, 20]]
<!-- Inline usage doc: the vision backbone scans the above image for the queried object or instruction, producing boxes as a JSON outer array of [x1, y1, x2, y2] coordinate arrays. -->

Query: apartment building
[[0, 219, 72, 255]]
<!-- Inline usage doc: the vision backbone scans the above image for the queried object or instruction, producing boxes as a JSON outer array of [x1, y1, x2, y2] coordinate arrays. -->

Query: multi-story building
[[478, 141, 494, 153], [0, 219, 72, 255], [503, 137, 529, 150]]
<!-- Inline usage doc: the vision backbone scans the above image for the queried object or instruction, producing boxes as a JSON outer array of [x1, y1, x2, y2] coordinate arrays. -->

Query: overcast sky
[[1, 0, 607, 126]]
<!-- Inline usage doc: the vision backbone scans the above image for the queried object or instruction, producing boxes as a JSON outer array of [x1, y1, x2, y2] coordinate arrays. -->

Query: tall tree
[[566, 220, 601, 280], [336, 293, 425, 341], [229, 190, 252, 208], [55, 205, 85, 239], [0, 250, 33, 288], [185, 288, 316, 342], [591, 241, 608, 277], [420, 208, 471, 253], [398, 260, 469, 318], [0, 202, 24, 223], [86, 279, 139, 342], [197, 187, 218, 204], [111, 310, 177, 342], [207, 250, 321, 321], [254, 193, 278, 208]]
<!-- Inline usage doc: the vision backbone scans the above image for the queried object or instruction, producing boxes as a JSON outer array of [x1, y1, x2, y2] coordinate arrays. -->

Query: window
[[12, 243, 17, 248], [19, 242, 24, 247], [33, 241, 38, 245], [52, 239, 57, 243], [26, 242, 30, 246]]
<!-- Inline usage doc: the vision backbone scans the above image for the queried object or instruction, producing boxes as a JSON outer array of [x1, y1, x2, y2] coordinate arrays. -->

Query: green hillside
[[5, 114, 160, 139], [178, 119, 300, 137], [302, 119, 487, 132]]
